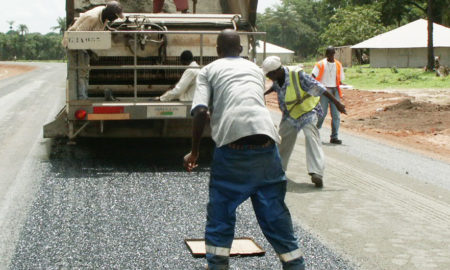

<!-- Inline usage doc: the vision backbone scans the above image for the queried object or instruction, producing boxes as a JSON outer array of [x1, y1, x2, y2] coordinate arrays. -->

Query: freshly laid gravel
[[10, 139, 355, 270]]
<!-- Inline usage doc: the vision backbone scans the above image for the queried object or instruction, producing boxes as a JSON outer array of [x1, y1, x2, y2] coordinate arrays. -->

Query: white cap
[[262, 56, 282, 75]]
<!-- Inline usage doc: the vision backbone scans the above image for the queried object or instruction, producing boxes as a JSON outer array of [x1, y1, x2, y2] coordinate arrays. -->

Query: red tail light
[[93, 106, 124, 114], [75, 109, 87, 120]]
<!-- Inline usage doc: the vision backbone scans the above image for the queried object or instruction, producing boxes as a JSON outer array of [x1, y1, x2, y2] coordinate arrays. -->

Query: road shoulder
[[284, 126, 450, 270]]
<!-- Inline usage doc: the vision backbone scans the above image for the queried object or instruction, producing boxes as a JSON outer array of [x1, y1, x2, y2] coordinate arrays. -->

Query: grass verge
[[298, 62, 449, 90]]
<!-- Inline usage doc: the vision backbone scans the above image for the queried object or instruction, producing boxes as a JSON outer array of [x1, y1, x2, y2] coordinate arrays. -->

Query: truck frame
[[44, 0, 266, 139]]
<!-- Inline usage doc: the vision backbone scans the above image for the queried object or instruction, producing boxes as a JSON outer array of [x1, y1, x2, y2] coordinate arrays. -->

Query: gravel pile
[[10, 139, 355, 270]]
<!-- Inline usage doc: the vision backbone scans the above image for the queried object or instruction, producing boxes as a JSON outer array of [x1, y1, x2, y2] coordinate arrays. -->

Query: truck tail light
[[93, 106, 124, 114], [75, 109, 87, 120]]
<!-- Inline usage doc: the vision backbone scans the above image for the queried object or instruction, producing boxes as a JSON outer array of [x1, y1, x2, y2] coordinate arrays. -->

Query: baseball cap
[[262, 56, 282, 75]]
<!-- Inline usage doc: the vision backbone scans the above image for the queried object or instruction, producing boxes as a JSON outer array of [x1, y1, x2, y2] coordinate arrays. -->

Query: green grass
[[297, 62, 449, 90]]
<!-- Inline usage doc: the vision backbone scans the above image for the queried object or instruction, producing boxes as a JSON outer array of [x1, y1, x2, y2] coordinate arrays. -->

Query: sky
[[0, 0, 281, 34]]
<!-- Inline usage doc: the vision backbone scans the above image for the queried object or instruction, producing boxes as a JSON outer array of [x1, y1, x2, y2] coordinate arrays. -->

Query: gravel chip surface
[[10, 139, 355, 270]]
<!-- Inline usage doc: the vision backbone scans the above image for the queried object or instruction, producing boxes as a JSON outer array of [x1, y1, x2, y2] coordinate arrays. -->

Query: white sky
[[0, 0, 281, 34], [0, 0, 65, 33]]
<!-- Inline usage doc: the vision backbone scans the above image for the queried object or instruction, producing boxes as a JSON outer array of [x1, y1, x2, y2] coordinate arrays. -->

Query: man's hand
[[184, 106, 208, 172], [323, 90, 347, 115], [336, 102, 347, 115], [183, 151, 199, 172]]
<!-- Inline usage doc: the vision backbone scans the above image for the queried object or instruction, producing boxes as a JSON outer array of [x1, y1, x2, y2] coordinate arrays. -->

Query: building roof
[[256, 40, 295, 54], [352, 19, 450, 49]]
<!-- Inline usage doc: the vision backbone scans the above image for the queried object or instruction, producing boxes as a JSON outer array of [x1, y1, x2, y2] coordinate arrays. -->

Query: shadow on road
[[287, 179, 345, 194], [47, 138, 215, 177]]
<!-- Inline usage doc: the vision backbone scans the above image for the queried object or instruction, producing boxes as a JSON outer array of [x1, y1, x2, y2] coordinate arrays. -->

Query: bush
[[379, 77, 388, 83], [397, 73, 419, 81]]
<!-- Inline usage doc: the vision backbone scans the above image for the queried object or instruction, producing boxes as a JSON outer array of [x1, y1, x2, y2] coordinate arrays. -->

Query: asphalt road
[[1, 62, 449, 270], [0, 62, 354, 270]]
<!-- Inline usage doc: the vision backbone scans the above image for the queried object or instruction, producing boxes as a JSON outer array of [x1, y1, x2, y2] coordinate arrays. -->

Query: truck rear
[[44, 0, 265, 139]]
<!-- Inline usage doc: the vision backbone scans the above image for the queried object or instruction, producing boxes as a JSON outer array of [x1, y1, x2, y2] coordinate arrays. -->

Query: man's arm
[[299, 71, 346, 114], [311, 64, 320, 79], [339, 64, 346, 85], [62, 14, 89, 47], [264, 87, 275, 95], [183, 67, 211, 172], [323, 91, 346, 114], [183, 106, 208, 171], [160, 69, 196, 101]]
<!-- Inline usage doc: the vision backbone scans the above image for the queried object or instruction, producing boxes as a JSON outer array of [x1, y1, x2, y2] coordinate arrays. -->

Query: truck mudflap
[[43, 106, 69, 138]]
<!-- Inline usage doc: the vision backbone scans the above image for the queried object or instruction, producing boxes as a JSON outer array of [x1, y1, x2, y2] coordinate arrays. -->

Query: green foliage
[[17, 24, 29, 36], [0, 30, 65, 60], [51, 17, 67, 35], [319, 5, 387, 52], [257, 0, 322, 59], [0, 19, 65, 61], [257, 0, 449, 59], [344, 66, 449, 89]]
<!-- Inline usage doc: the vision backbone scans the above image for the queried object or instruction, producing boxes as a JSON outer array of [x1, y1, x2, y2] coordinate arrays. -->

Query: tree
[[6, 20, 14, 31], [258, 1, 322, 59], [379, 0, 449, 70], [426, 0, 434, 71], [17, 24, 29, 36], [319, 5, 387, 51], [282, 0, 323, 58], [257, 4, 302, 56], [0, 31, 65, 61], [51, 17, 67, 35]]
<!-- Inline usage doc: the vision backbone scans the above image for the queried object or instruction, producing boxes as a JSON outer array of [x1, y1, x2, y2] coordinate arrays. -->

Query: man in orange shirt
[[312, 46, 345, 144]]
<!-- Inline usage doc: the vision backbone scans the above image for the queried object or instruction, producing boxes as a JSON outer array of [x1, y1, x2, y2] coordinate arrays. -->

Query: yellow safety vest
[[285, 68, 320, 119]]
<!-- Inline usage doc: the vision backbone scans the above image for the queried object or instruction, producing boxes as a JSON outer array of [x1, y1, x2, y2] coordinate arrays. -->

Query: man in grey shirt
[[183, 30, 305, 270]]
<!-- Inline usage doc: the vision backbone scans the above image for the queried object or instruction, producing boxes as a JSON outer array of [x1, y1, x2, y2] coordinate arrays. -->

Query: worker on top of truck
[[62, 1, 124, 99], [153, 0, 189, 13], [157, 50, 199, 102]]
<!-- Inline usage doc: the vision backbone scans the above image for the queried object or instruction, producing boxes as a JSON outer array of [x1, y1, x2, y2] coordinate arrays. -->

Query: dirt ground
[[266, 87, 450, 163], [0, 64, 36, 80]]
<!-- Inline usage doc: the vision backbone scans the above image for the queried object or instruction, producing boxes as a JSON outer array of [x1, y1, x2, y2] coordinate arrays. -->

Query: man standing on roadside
[[62, 1, 124, 99], [263, 56, 346, 187], [184, 30, 305, 270], [312, 46, 345, 144]]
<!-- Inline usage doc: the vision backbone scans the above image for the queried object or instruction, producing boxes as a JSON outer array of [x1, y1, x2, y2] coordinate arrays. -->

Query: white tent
[[255, 40, 295, 65], [352, 19, 450, 67]]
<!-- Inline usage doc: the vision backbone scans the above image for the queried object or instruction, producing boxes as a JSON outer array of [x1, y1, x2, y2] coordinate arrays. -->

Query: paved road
[[0, 62, 353, 270], [271, 113, 450, 269], [0, 62, 449, 270]]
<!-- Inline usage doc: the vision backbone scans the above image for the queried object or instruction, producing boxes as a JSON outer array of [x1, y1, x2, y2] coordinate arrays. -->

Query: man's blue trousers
[[205, 143, 305, 270]]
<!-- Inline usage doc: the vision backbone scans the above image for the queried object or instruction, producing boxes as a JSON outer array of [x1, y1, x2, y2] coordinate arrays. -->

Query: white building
[[352, 19, 450, 68], [255, 40, 295, 65]]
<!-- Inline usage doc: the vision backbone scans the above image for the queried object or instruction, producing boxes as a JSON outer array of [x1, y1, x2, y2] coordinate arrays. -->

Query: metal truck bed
[[43, 0, 264, 139]]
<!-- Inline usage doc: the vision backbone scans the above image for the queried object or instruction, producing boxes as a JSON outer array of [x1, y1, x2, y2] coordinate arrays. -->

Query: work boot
[[330, 138, 342, 144], [310, 173, 323, 188]]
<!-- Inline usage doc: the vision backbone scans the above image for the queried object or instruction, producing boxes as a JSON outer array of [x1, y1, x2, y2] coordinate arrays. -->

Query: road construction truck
[[43, 0, 266, 139]]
